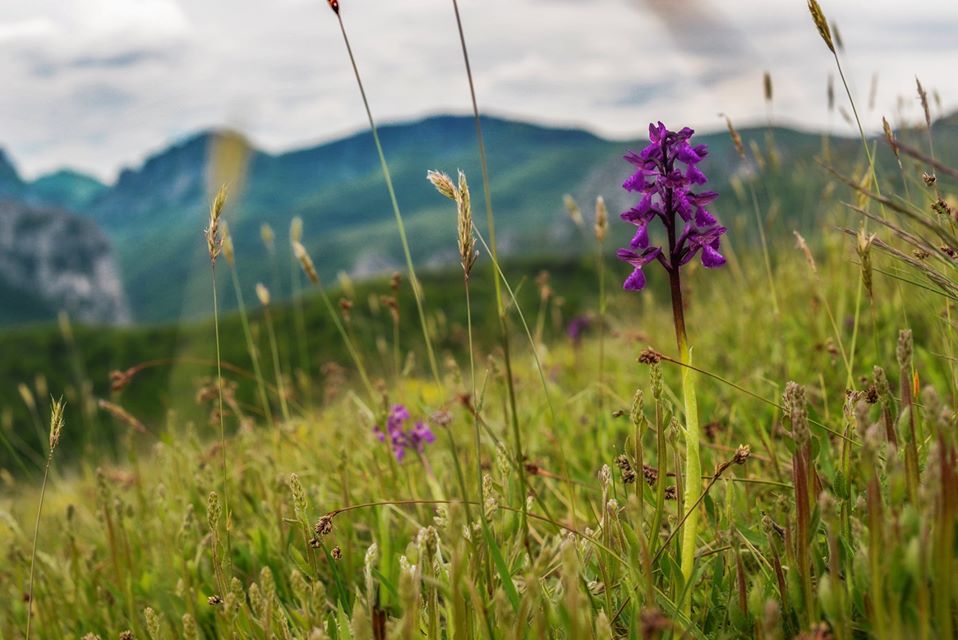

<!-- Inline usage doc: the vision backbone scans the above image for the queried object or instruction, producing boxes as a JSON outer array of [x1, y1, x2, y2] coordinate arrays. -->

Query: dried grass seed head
[[290, 217, 303, 244], [205, 186, 227, 263], [896, 329, 913, 369], [427, 170, 457, 201], [807, 0, 835, 53], [456, 170, 478, 277], [256, 283, 271, 307], [260, 223, 275, 252], [594, 196, 608, 242], [563, 194, 584, 227], [292, 241, 320, 285], [221, 221, 235, 266], [882, 117, 900, 159], [722, 114, 746, 160], [916, 77, 931, 129]]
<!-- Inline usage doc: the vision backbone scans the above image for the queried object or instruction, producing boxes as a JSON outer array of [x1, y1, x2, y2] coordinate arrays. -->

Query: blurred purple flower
[[373, 403, 435, 461], [617, 123, 726, 290], [566, 314, 591, 346]]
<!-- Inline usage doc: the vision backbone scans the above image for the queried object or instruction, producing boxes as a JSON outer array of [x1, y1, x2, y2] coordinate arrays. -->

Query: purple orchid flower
[[373, 404, 435, 461], [617, 123, 726, 290]]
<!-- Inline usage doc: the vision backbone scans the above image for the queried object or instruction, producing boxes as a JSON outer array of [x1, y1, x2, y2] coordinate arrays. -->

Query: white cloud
[[0, 0, 956, 180]]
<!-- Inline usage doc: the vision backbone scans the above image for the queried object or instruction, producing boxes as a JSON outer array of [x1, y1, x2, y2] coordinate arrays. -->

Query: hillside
[[4, 114, 957, 324]]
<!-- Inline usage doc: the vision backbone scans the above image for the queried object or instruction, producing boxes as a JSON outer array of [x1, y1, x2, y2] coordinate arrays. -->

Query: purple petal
[[701, 244, 726, 268], [675, 142, 702, 164], [688, 190, 719, 206], [686, 165, 708, 185], [695, 207, 717, 227], [630, 223, 649, 249], [624, 268, 646, 291]]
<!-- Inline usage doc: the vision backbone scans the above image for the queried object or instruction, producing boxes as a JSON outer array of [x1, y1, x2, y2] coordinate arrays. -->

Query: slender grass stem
[[25, 448, 54, 639], [261, 303, 290, 424], [334, 12, 440, 386], [210, 267, 232, 576], [228, 265, 273, 430]]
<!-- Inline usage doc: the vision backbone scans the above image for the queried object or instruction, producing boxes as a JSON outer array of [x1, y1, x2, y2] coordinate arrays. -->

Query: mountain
[[0, 150, 106, 211], [0, 150, 25, 200], [6, 113, 957, 324], [0, 200, 130, 325], [28, 169, 108, 211], [76, 115, 862, 321]]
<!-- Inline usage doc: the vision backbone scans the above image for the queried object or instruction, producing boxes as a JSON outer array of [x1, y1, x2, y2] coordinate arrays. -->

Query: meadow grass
[[1, 3, 958, 638], [3, 195, 957, 637]]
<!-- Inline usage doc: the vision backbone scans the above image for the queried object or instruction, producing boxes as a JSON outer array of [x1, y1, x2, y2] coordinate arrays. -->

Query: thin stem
[[335, 12, 440, 386], [262, 304, 291, 424], [210, 267, 232, 577], [449, 0, 539, 538], [25, 451, 53, 639], [309, 278, 375, 402], [229, 265, 273, 431]]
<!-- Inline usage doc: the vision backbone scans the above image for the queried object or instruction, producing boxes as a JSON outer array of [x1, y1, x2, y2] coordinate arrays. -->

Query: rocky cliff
[[0, 200, 129, 325]]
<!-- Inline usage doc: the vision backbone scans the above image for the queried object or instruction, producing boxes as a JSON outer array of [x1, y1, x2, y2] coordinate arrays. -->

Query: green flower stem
[[668, 263, 701, 618]]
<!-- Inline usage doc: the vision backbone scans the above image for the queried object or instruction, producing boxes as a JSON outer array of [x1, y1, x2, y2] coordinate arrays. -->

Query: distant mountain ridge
[[3, 113, 956, 323], [0, 150, 106, 211]]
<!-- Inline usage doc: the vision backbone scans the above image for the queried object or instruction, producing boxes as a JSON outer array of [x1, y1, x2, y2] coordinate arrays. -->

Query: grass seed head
[[48, 396, 65, 452], [916, 77, 931, 129], [260, 223, 275, 252], [763, 71, 773, 103], [722, 114, 746, 160], [807, 0, 835, 53], [290, 217, 303, 244], [793, 231, 817, 274], [896, 329, 913, 370], [427, 170, 457, 201], [882, 116, 900, 159], [563, 194, 584, 227], [205, 186, 227, 264], [289, 473, 308, 522], [783, 381, 809, 445], [456, 170, 478, 277], [256, 283, 271, 307], [206, 491, 220, 531], [292, 241, 320, 285], [594, 196, 608, 243], [144, 607, 160, 639], [831, 20, 843, 51], [857, 227, 875, 299], [222, 221, 235, 266]]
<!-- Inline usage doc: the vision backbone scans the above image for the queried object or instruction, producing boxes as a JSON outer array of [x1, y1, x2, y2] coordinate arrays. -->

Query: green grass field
[[2, 2, 958, 638]]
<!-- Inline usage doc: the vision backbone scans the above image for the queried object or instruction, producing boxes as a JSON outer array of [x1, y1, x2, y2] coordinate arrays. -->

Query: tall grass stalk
[[449, 0, 537, 536], [256, 284, 291, 424], [223, 224, 274, 430], [594, 197, 609, 443], [289, 218, 312, 390], [330, 4, 441, 386], [293, 241, 375, 401], [204, 186, 232, 576], [25, 397, 64, 639]]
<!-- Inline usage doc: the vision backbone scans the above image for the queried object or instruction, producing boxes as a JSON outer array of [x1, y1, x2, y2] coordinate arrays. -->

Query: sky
[[1, 0, 957, 181]]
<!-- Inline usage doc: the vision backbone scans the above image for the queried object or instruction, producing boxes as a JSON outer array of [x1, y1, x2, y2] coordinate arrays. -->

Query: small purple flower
[[566, 314, 591, 346], [373, 404, 435, 461], [617, 123, 726, 290]]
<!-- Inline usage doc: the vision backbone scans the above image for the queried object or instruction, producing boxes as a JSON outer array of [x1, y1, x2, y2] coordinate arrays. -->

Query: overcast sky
[[1, 0, 956, 181]]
